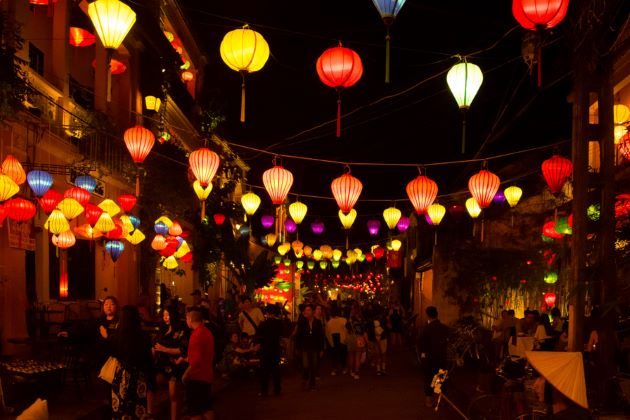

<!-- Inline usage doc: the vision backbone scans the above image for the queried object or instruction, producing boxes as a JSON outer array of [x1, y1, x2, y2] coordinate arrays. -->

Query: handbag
[[98, 356, 119, 384]]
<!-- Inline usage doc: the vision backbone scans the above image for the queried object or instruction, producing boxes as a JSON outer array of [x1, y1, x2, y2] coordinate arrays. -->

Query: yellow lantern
[[346, 250, 357, 263], [383, 207, 401, 230], [174, 241, 190, 259], [320, 245, 333, 260], [333, 249, 342, 262], [99, 199, 121, 217], [0, 174, 19, 201], [144, 96, 161, 112], [44, 209, 70, 234], [427, 203, 446, 226], [58, 198, 84, 220], [289, 201, 308, 224], [277, 242, 291, 256], [391, 239, 402, 251], [614, 104, 630, 125], [303, 245, 313, 257], [241, 192, 261, 216], [294, 249, 303, 258], [332, 260, 340, 269], [220, 25, 270, 122], [265, 233, 277, 247], [155, 215, 173, 228], [88, 0, 136, 50], [338, 208, 357, 230], [120, 215, 134, 233], [313, 249, 323, 261], [127, 229, 145, 245], [95, 212, 116, 233], [319, 261, 328, 270], [353, 248, 363, 257], [465, 197, 482, 219], [504, 186, 523, 208], [193, 180, 213, 200], [163, 256, 178, 270]]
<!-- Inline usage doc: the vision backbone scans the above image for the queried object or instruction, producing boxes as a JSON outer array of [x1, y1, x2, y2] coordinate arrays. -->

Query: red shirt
[[187, 324, 214, 383]]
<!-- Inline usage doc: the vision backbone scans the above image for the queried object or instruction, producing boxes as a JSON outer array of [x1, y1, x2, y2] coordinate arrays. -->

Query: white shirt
[[239, 307, 265, 336]]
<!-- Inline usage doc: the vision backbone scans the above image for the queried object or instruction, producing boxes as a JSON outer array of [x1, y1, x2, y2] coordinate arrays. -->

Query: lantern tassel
[[240, 72, 246, 123], [336, 95, 342, 138], [201, 200, 205, 221], [385, 27, 391, 84]]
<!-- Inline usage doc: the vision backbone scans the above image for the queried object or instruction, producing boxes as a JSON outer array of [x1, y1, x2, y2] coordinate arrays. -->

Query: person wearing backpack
[[238, 296, 265, 337]]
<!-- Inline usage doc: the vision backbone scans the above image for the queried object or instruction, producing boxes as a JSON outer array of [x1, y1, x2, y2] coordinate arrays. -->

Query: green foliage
[[0, 12, 31, 121]]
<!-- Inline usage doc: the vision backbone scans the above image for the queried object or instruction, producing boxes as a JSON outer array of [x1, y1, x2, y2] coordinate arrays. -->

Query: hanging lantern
[[296, 260, 304, 270], [154, 221, 168, 236], [128, 215, 140, 229], [504, 186, 523, 208], [319, 261, 328, 270], [396, 216, 410, 232], [316, 43, 363, 137], [181, 71, 194, 82], [313, 249, 323, 261], [69, 27, 96, 47], [52, 230, 76, 249], [261, 214, 275, 229], [105, 218, 127, 240], [0, 174, 19, 202], [447, 59, 483, 153], [468, 169, 500, 209], [5, 198, 36, 222], [174, 241, 191, 259], [220, 25, 270, 122], [95, 212, 116, 233], [64, 187, 91, 207], [542, 155, 572, 195], [83, 203, 102, 226], [466, 197, 482, 219], [383, 207, 401, 230], [285, 219, 297, 234], [311, 220, 325, 235], [427, 203, 446, 226], [373, 247, 385, 259], [117, 194, 137, 213], [162, 255, 178, 270], [372, 0, 407, 83], [543, 220, 564, 239], [151, 234, 167, 250], [127, 229, 145, 245], [241, 192, 261, 218], [1, 155, 26, 185], [339, 209, 357, 230], [277, 242, 291, 256], [333, 249, 343, 262], [365, 253, 374, 262], [263, 165, 293, 205], [331, 171, 362, 214], [289, 201, 308, 225], [44, 209, 70, 234], [39, 189, 62, 213], [87, 0, 136, 50], [391, 239, 402, 251], [543, 292, 557, 308], [74, 224, 102, 240], [367, 219, 381, 236], [98, 199, 121, 217], [265, 233, 277, 247], [303, 245, 313, 257], [213, 213, 226, 226], [332, 260, 340, 269], [119, 215, 135, 233], [169, 221, 183, 236], [193, 180, 213, 200], [124, 125, 155, 165], [144, 95, 161, 112], [189, 148, 220, 188], [58, 198, 84, 220], [74, 175, 96, 193], [239, 225, 251, 236], [105, 240, 125, 262], [406, 174, 438, 214], [544, 272, 558, 284], [27, 170, 53, 197], [307, 261, 315, 270]]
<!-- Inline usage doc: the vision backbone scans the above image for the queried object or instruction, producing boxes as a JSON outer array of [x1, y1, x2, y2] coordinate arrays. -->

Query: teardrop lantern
[[5, 198, 36, 222], [74, 175, 97, 193], [44, 209, 70, 235], [58, 198, 84, 220], [124, 125, 155, 196], [542, 155, 572, 195], [427, 203, 446, 226], [466, 197, 482, 219], [213, 213, 226, 226], [289, 201, 308, 225], [27, 170, 53, 197], [84, 203, 103, 226], [447, 59, 483, 153], [0, 174, 19, 202], [105, 240, 125, 263], [504, 186, 523, 208], [117, 194, 137, 213], [39, 189, 62, 213], [331, 170, 362, 214], [468, 169, 500, 209], [189, 148, 220, 188], [382, 206, 402, 230], [263, 164, 293, 205], [396, 216, 410, 232], [241, 192, 261, 216], [406, 174, 438, 214], [372, 0, 407, 83], [1, 155, 26, 185]]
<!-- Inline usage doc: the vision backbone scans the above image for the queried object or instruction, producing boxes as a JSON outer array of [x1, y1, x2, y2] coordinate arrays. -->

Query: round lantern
[[391, 239, 402, 251], [406, 174, 438, 214], [339, 209, 357, 230], [169, 221, 183, 236], [74, 175, 96, 193], [513, 0, 569, 30], [0, 174, 19, 202], [296, 260, 304, 269], [383, 207, 401, 230], [117, 194, 137, 213], [27, 170, 53, 197], [373, 247, 385, 260], [427, 203, 446, 226], [466, 197, 482, 219], [39, 189, 62, 213], [261, 214, 275, 229], [53, 230, 76, 249], [69, 27, 96, 47], [5, 198, 36, 222], [105, 219, 127, 240], [151, 234, 167, 250], [45, 209, 70, 234], [331, 171, 362, 214], [154, 221, 169, 236], [311, 220, 325, 235], [316, 43, 363, 137], [220, 25, 270, 122], [95, 212, 116, 233], [241, 192, 261, 216], [88, 0, 136, 50], [543, 292, 557, 308], [396, 216, 410, 232], [365, 253, 374, 262], [555, 216, 572, 235], [193, 180, 213, 200], [544, 272, 558, 284], [1, 155, 26, 185], [64, 187, 91, 207], [285, 219, 297, 234], [263, 165, 293, 205], [105, 240, 125, 263], [123, 125, 155, 164], [303, 245, 312, 257], [367, 219, 381, 236], [181, 71, 194, 82], [58, 198, 84, 220], [277, 242, 291, 256], [289, 201, 308, 225], [189, 148, 220, 188], [98, 199, 121, 217], [468, 169, 500, 209], [504, 186, 523, 208], [213, 213, 226, 226], [312, 249, 323, 261], [542, 155, 572, 195], [333, 249, 343, 262], [332, 260, 340, 269]]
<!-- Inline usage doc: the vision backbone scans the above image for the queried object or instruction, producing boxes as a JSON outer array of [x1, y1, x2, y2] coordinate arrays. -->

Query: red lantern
[[406, 175, 438, 214], [5, 198, 36, 222], [263, 165, 294, 205], [512, 0, 569, 30], [123, 125, 155, 164], [213, 213, 226, 226], [542, 155, 572, 195], [189, 148, 220, 188], [316, 43, 363, 137], [568, 213, 573, 228], [180, 252, 193, 263], [117, 194, 137, 213], [105, 219, 125, 240], [84, 203, 103, 226], [64, 187, 91, 207], [160, 237, 179, 257], [91, 58, 126, 75], [69, 27, 96, 47], [331, 172, 362, 214], [39, 189, 62, 213], [365, 253, 374, 262], [373, 247, 385, 260], [468, 169, 500, 209], [543, 220, 564, 239], [544, 292, 557, 308]]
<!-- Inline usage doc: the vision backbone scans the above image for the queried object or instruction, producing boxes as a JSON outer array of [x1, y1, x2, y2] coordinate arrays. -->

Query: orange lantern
[[263, 164, 294, 205], [1, 155, 26, 185], [53, 230, 76, 249], [181, 71, 194, 81], [468, 169, 500, 209], [169, 221, 183, 236], [406, 174, 438, 214], [189, 148, 220, 188], [123, 125, 155, 164], [331, 170, 362, 214], [151, 234, 167, 250]]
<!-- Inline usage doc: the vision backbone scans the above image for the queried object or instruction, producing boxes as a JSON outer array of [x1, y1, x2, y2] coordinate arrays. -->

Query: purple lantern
[[396, 216, 410, 232], [285, 219, 297, 234], [493, 189, 506, 204], [367, 219, 381, 236], [311, 220, 325, 235], [261, 214, 275, 229]]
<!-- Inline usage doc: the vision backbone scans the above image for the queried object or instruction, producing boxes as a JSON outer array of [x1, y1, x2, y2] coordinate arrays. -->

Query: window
[[28, 42, 44, 75]]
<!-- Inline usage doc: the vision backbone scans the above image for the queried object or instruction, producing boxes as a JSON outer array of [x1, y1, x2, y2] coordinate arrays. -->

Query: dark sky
[[179, 0, 573, 246]]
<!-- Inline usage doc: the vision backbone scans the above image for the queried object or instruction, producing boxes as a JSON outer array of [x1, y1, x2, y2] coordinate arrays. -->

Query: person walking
[[295, 304, 325, 390], [256, 304, 284, 396], [419, 306, 449, 408], [367, 313, 388, 376], [238, 296, 265, 337], [325, 306, 348, 376], [346, 303, 367, 380]]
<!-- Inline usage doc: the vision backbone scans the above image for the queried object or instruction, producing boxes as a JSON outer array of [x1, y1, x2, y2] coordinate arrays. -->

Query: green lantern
[[357, 253, 366, 262], [319, 261, 328, 270], [587, 203, 600, 221], [296, 260, 304, 270], [307, 261, 315, 270], [283, 259, 291, 267], [274, 255, 282, 265], [544, 272, 558, 284], [555, 217, 572, 235], [332, 260, 340, 269]]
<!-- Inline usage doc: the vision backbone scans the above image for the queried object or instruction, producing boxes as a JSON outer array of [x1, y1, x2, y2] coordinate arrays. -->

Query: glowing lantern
[[74, 224, 102, 240], [332, 260, 340, 269], [169, 221, 183, 236], [151, 234, 167, 250], [193, 180, 213, 200], [91, 58, 126, 74], [261, 214, 275, 229], [180, 253, 193, 264], [366, 253, 374, 262], [367, 219, 381, 236], [289, 201, 308, 225], [181, 71, 194, 82], [391, 239, 402, 251], [396, 216, 410, 232], [544, 272, 558, 284], [27, 170, 53, 197], [333, 249, 343, 262], [542, 155, 572, 195], [119, 215, 134, 233], [614, 104, 630, 125], [542, 220, 564, 239], [44, 210, 70, 235], [189, 148, 220, 188], [313, 249, 323, 261], [1, 155, 26, 185], [84, 203, 104, 226], [39, 189, 62, 213], [339, 209, 357, 230], [466, 197, 482, 219], [122, 125, 154, 169], [241, 192, 262, 216], [265, 233, 277, 247], [74, 175, 97, 193], [320, 245, 333, 259], [296, 260, 304, 269], [88, 0, 135, 50], [311, 220, 325, 235], [447, 59, 483, 152], [144, 96, 161, 112], [316, 43, 363, 137], [64, 187, 91, 207], [5, 198, 36, 222], [125, 229, 144, 245], [95, 212, 116, 233], [319, 261, 328, 270], [285, 219, 297, 234], [493, 190, 506, 204], [504, 186, 523, 208], [105, 240, 125, 262], [263, 165, 293, 205], [98, 199, 120, 217], [105, 219, 127, 240], [427, 203, 446, 226], [303, 245, 312, 257], [162, 256, 177, 270], [53, 230, 76, 249], [220, 25, 270, 122], [69, 27, 96, 47], [213, 214, 226, 226], [543, 292, 557, 308], [118, 194, 137, 213], [373, 247, 385, 260], [383, 207, 401, 230], [0, 174, 19, 201], [331, 171, 362, 214], [307, 261, 315, 270], [371, 0, 407, 83], [277, 242, 291, 256], [174, 241, 190, 259], [58, 198, 84, 220], [555, 217, 572, 235], [468, 169, 500, 209], [406, 175, 438, 214]]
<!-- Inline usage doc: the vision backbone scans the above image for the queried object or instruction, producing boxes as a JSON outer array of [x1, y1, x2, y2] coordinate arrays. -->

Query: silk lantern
[[193, 180, 213, 200], [39, 189, 62, 213], [213, 213, 226, 226], [95, 212, 116, 233], [367, 219, 381, 236], [169, 221, 183, 236], [0, 174, 19, 201], [163, 256, 178, 270], [289, 201, 308, 225], [58, 198, 84, 220], [124, 125, 155, 195], [311, 221, 325, 235], [74, 175, 96, 193], [84, 203, 103, 226], [189, 148, 220, 188], [6, 198, 36, 222], [543, 292, 557, 308], [45, 210, 70, 234], [466, 197, 482, 219], [373, 247, 385, 260], [119, 215, 134, 233], [331, 171, 362, 214], [241, 192, 261, 217], [98, 199, 120, 217], [447, 59, 483, 152], [391, 239, 402, 251], [504, 186, 523, 208], [396, 216, 410, 232], [1, 155, 26, 185], [263, 165, 293, 205], [220, 25, 270, 122], [127, 229, 145, 245], [261, 214, 275, 229], [339, 209, 357, 230], [469, 169, 500, 209], [542, 155, 572, 195], [118, 194, 137, 213], [154, 221, 169, 235], [265, 233, 277, 247], [105, 240, 125, 262], [27, 170, 53, 197], [427, 203, 446, 226], [406, 174, 438, 214], [151, 234, 167, 251], [372, 0, 407, 83], [64, 187, 91, 207], [69, 27, 96, 47], [52, 230, 76, 249], [285, 219, 297, 234], [316, 43, 363, 137], [383, 207, 402, 230]]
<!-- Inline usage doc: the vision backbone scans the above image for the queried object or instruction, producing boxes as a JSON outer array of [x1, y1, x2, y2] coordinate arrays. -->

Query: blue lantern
[[75, 175, 97, 193], [129, 215, 141, 229], [105, 240, 125, 262], [371, 0, 407, 83], [27, 170, 53, 197], [154, 221, 168, 235]]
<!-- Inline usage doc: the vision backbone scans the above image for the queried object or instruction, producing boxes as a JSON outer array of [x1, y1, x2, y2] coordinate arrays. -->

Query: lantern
[[265, 233, 277, 247], [64, 187, 91, 207], [105, 219, 127, 240], [74, 224, 102, 240], [189, 148, 220, 188], [543, 292, 557, 308], [220, 25, 270, 122], [123, 125, 155, 164], [319, 261, 329, 270], [313, 249, 323, 261], [427, 203, 446, 226], [27, 170, 53, 197], [544, 272, 558, 284], [151, 234, 167, 251], [0, 174, 19, 201], [1, 155, 26, 185], [542, 155, 572, 195], [493, 189, 506, 204], [58, 198, 84, 220], [285, 219, 297, 234], [88, 0, 136, 50], [74, 175, 97, 193], [105, 240, 125, 262], [261, 214, 275, 229], [504, 186, 523, 208], [365, 253, 374, 263], [303, 245, 312, 257], [331, 171, 362, 214], [98, 199, 121, 217], [169, 221, 183, 236], [543, 220, 564, 239], [69, 27, 96, 47], [91, 58, 126, 74], [44, 210, 70, 235], [339, 209, 357, 230], [39, 189, 62, 213], [447, 59, 483, 152], [193, 180, 213, 200], [277, 242, 291, 256], [469, 169, 500, 209], [181, 71, 194, 82], [367, 219, 381, 236], [118, 194, 137, 213], [84, 204, 104, 226], [466, 197, 482, 219], [396, 216, 410, 232], [263, 165, 293, 205], [333, 249, 343, 262], [163, 256, 178, 270], [614, 104, 630, 125], [372, 0, 407, 83], [5, 198, 36, 222], [307, 261, 315, 270], [311, 220, 325, 235], [127, 229, 145, 245], [174, 241, 191, 259], [406, 174, 438, 214], [289, 201, 308, 225], [52, 230, 76, 249], [391, 239, 402, 251], [213, 214, 226, 226], [316, 43, 363, 137], [383, 207, 401, 230], [119, 215, 134, 233], [95, 212, 116, 233], [296, 260, 304, 270], [144, 96, 161, 112], [373, 247, 385, 259], [241, 192, 262, 217]]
